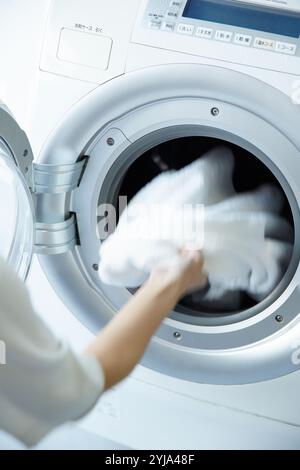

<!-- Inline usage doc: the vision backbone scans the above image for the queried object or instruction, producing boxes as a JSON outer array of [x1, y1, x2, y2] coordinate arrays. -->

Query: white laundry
[[98, 146, 293, 304]]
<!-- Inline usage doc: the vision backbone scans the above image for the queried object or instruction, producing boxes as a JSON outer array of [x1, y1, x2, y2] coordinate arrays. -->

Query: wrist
[[146, 273, 185, 302]]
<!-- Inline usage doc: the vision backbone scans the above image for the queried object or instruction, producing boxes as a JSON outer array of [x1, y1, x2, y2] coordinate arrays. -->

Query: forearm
[[85, 277, 182, 390]]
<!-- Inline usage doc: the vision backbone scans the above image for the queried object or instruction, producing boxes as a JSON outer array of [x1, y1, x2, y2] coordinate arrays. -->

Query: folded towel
[[98, 146, 292, 307]]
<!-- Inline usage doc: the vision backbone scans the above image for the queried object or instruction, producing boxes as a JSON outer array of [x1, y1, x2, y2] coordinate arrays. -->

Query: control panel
[[142, 0, 300, 57]]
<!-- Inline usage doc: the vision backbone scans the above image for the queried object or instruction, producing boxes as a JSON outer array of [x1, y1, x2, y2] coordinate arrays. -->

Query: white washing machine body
[[1, 0, 300, 449]]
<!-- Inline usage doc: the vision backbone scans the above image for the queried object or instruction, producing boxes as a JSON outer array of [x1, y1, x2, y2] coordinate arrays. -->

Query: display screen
[[183, 0, 300, 39]]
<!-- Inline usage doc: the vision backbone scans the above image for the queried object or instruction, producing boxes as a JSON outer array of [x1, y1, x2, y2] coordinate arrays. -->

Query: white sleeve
[[0, 259, 105, 447]]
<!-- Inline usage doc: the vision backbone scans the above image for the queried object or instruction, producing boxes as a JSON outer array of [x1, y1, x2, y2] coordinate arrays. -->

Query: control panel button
[[215, 30, 232, 42], [177, 23, 195, 35], [254, 37, 275, 51], [148, 12, 164, 21], [169, 1, 182, 7], [166, 10, 179, 19], [234, 33, 252, 46], [195, 27, 213, 39], [276, 41, 297, 55], [161, 21, 175, 32], [148, 19, 162, 30]]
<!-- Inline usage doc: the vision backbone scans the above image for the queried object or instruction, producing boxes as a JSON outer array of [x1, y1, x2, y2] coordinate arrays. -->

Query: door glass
[[0, 152, 34, 279]]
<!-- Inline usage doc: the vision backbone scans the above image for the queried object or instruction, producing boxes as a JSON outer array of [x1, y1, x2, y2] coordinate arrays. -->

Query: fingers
[[149, 249, 207, 298], [179, 249, 208, 292], [180, 249, 204, 270]]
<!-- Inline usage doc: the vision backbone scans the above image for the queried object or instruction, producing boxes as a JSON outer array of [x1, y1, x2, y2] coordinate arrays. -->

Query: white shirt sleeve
[[0, 259, 105, 447]]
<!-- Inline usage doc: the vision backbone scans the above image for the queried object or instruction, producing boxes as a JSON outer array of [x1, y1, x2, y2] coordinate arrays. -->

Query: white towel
[[98, 146, 292, 304]]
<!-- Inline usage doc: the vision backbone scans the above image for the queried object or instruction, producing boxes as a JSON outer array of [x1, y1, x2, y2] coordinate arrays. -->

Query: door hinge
[[32, 159, 87, 254], [35, 214, 77, 255], [33, 159, 87, 193]]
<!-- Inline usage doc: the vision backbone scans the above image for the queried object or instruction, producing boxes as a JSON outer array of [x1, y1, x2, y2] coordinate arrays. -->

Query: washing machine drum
[[1, 63, 300, 385], [113, 137, 294, 315]]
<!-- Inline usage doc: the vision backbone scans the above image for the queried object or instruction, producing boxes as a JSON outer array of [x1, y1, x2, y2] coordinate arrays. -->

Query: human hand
[[149, 250, 208, 299]]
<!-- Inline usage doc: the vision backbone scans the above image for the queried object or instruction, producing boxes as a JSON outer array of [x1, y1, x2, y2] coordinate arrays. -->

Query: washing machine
[[1, 0, 300, 449]]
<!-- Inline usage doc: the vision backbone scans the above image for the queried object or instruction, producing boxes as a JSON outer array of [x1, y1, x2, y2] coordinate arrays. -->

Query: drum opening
[[103, 134, 296, 320]]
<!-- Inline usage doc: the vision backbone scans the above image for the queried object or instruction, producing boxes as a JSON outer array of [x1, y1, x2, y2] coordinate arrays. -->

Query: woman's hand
[[149, 250, 208, 300], [86, 250, 207, 391]]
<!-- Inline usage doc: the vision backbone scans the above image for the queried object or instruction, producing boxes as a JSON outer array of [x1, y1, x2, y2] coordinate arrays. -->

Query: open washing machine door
[[0, 104, 35, 279], [3, 64, 300, 385], [0, 102, 82, 277]]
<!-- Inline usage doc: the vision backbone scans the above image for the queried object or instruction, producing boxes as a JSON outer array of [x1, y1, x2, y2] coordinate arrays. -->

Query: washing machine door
[[0, 103, 35, 279], [34, 63, 300, 385]]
